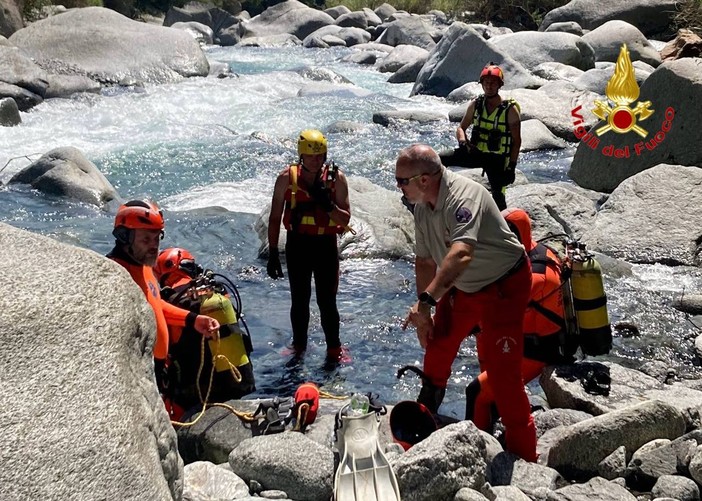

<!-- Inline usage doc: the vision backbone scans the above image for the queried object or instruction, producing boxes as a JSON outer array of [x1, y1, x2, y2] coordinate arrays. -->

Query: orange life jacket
[[282, 163, 344, 235], [525, 244, 565, 338], [108, 251, 193, 360]]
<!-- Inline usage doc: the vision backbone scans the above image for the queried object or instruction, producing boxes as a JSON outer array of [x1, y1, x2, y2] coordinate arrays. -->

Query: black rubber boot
[[417, 383, 446, 414]]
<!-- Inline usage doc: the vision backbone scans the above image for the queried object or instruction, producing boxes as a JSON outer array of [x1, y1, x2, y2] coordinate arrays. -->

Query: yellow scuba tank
[[567, 242, 612, 356], [200, 293, 249, 371]]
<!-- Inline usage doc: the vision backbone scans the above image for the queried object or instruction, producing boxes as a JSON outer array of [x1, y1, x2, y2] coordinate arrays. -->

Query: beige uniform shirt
[[414, 168, 524, 293]]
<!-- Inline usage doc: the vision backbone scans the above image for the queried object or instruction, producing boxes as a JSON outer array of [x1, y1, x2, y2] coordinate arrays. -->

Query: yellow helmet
[[298, 129, 327, 155]]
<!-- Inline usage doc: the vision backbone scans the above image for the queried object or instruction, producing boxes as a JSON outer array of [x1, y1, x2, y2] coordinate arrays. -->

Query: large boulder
[[375, 15, 436, 50], [539, 0, 680, 37], [506, 81, 601, 141], [239, 0, 335, 41], [0, 223, 182, 500], [9, 7, 209, 85], [164, 4, 240, 44], [8, 146, 120, 207], [0, 0, 23, 37], [543, 399, 686, 480], [581, 21, 661, 67], [569, 58, 702, 192], [661, 29, 702, 61], [411, 23, 543, 97], [581, 164, 702, 266], [490, 31, 595, 71], [376, 44, 429, 73], [0, 46, 49, 102]]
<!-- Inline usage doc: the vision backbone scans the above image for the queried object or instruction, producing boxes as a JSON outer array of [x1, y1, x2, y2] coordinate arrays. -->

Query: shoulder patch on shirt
[[455, 207, 473, 223]]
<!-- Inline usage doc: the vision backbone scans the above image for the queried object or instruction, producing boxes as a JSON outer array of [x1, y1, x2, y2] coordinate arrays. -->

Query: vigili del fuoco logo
[[570, 44, 675, 158]]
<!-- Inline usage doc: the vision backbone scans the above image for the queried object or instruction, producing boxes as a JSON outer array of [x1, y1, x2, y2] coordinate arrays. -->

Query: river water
[[1, 45, 700, 419]]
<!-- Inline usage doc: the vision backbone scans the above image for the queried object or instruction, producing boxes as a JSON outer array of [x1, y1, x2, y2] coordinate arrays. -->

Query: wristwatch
[[418, 291, 437, 307]]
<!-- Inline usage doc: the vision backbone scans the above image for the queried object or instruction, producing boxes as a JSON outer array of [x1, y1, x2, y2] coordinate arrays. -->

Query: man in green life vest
[[440, 63, 522, 211]]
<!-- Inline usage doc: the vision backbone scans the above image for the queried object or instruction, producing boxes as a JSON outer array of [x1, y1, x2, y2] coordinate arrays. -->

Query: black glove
[[308, 177, 334, 213], [267, 248, 284, 279], [505, 160, 517, 185]]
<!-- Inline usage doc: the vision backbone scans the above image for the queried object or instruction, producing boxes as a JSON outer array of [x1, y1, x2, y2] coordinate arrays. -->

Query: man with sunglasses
[[107, 200, 219, 408], [439, 63, 521, 211], [397, 145, 536, 462]]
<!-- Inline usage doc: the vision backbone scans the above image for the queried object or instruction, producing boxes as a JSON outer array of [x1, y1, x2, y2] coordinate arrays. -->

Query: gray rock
[[183, 461, 250, 500], [539, 0, 679, 37], [229, 433, 333, 501], [505, 183, 598, 241], [8, 146, 119, 207], [10, 7, 208, 85], [651, 474, 700, 501], [582, 20, 661, 67], [239, 0, 335, 41], [532, 61, 585, 82], [569, 57, 702, 193], [673, 294, 702, 315], [627, 438, 697, 490], [374, 2, 397, 22], [481, 484, 531, 500], [336, 11, 367, 29], [490, 31, 595, 71], [479, 430, 504, 463], [259, 491, 291, 499], [393, 421, 487, 501], [387, 56, 428, 84], [544, 399, 685, 480], [217, 24, 241, 45], [0, 223, 181, 500], [534, 408, 594, 439], [373, 109, 445, 126], [296, 67, 352, 84], [44, 73, 102, 99], [342, 51, 377, 64], [581, 165, 702, 267], [597, 445, 627, 480], [488, 452, 562, 497], [361, 7, 382, 27], [0, 45, 49, 98], [506, 82, 601, 141], [375, 15, 436, 50], [236, 33, 301, 47], [454, 487, 489, 501], [177, 401, 261, 464], [376, 44, 429, 73], [446, 82, 483, 102], [412, 23, 543, 97], [521, 119, 568, 151], [571, 67, 648, 94], [0, 0, 23, 37], [171, 21, 215, 45], [335, 26, 371, 46], [0, 95, 20, 126], [0, 80, 42, 111], [551, 476, 637, 500], [324, 5, 350, 19], [351, 41, 394, 53], [688, 444, 702, 485], [544, 21, 583, 35]]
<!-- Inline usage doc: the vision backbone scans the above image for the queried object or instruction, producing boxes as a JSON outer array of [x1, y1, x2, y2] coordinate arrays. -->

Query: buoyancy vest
[[163, 277, 251, 371], [107, 246, 194, 360], [471, 95, 519, 156], [523, 243, 573, 364], [282, 163, 344, 235]]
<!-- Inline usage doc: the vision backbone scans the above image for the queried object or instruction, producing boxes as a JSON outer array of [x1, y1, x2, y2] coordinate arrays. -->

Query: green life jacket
[[470, 95, 520, 156]]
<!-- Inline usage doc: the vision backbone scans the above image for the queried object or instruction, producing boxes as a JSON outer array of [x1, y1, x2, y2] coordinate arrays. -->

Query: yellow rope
[[170, 331, 251, 427], [318, 390, 348, 400]]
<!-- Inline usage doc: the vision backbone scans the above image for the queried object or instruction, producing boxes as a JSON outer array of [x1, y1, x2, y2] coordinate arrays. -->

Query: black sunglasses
[[395, 171, 438, 186]]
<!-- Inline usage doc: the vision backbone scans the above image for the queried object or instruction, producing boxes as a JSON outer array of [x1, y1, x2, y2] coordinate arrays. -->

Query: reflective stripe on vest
[[282, 164, 343, 235], [471, 95, 518, 156]]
